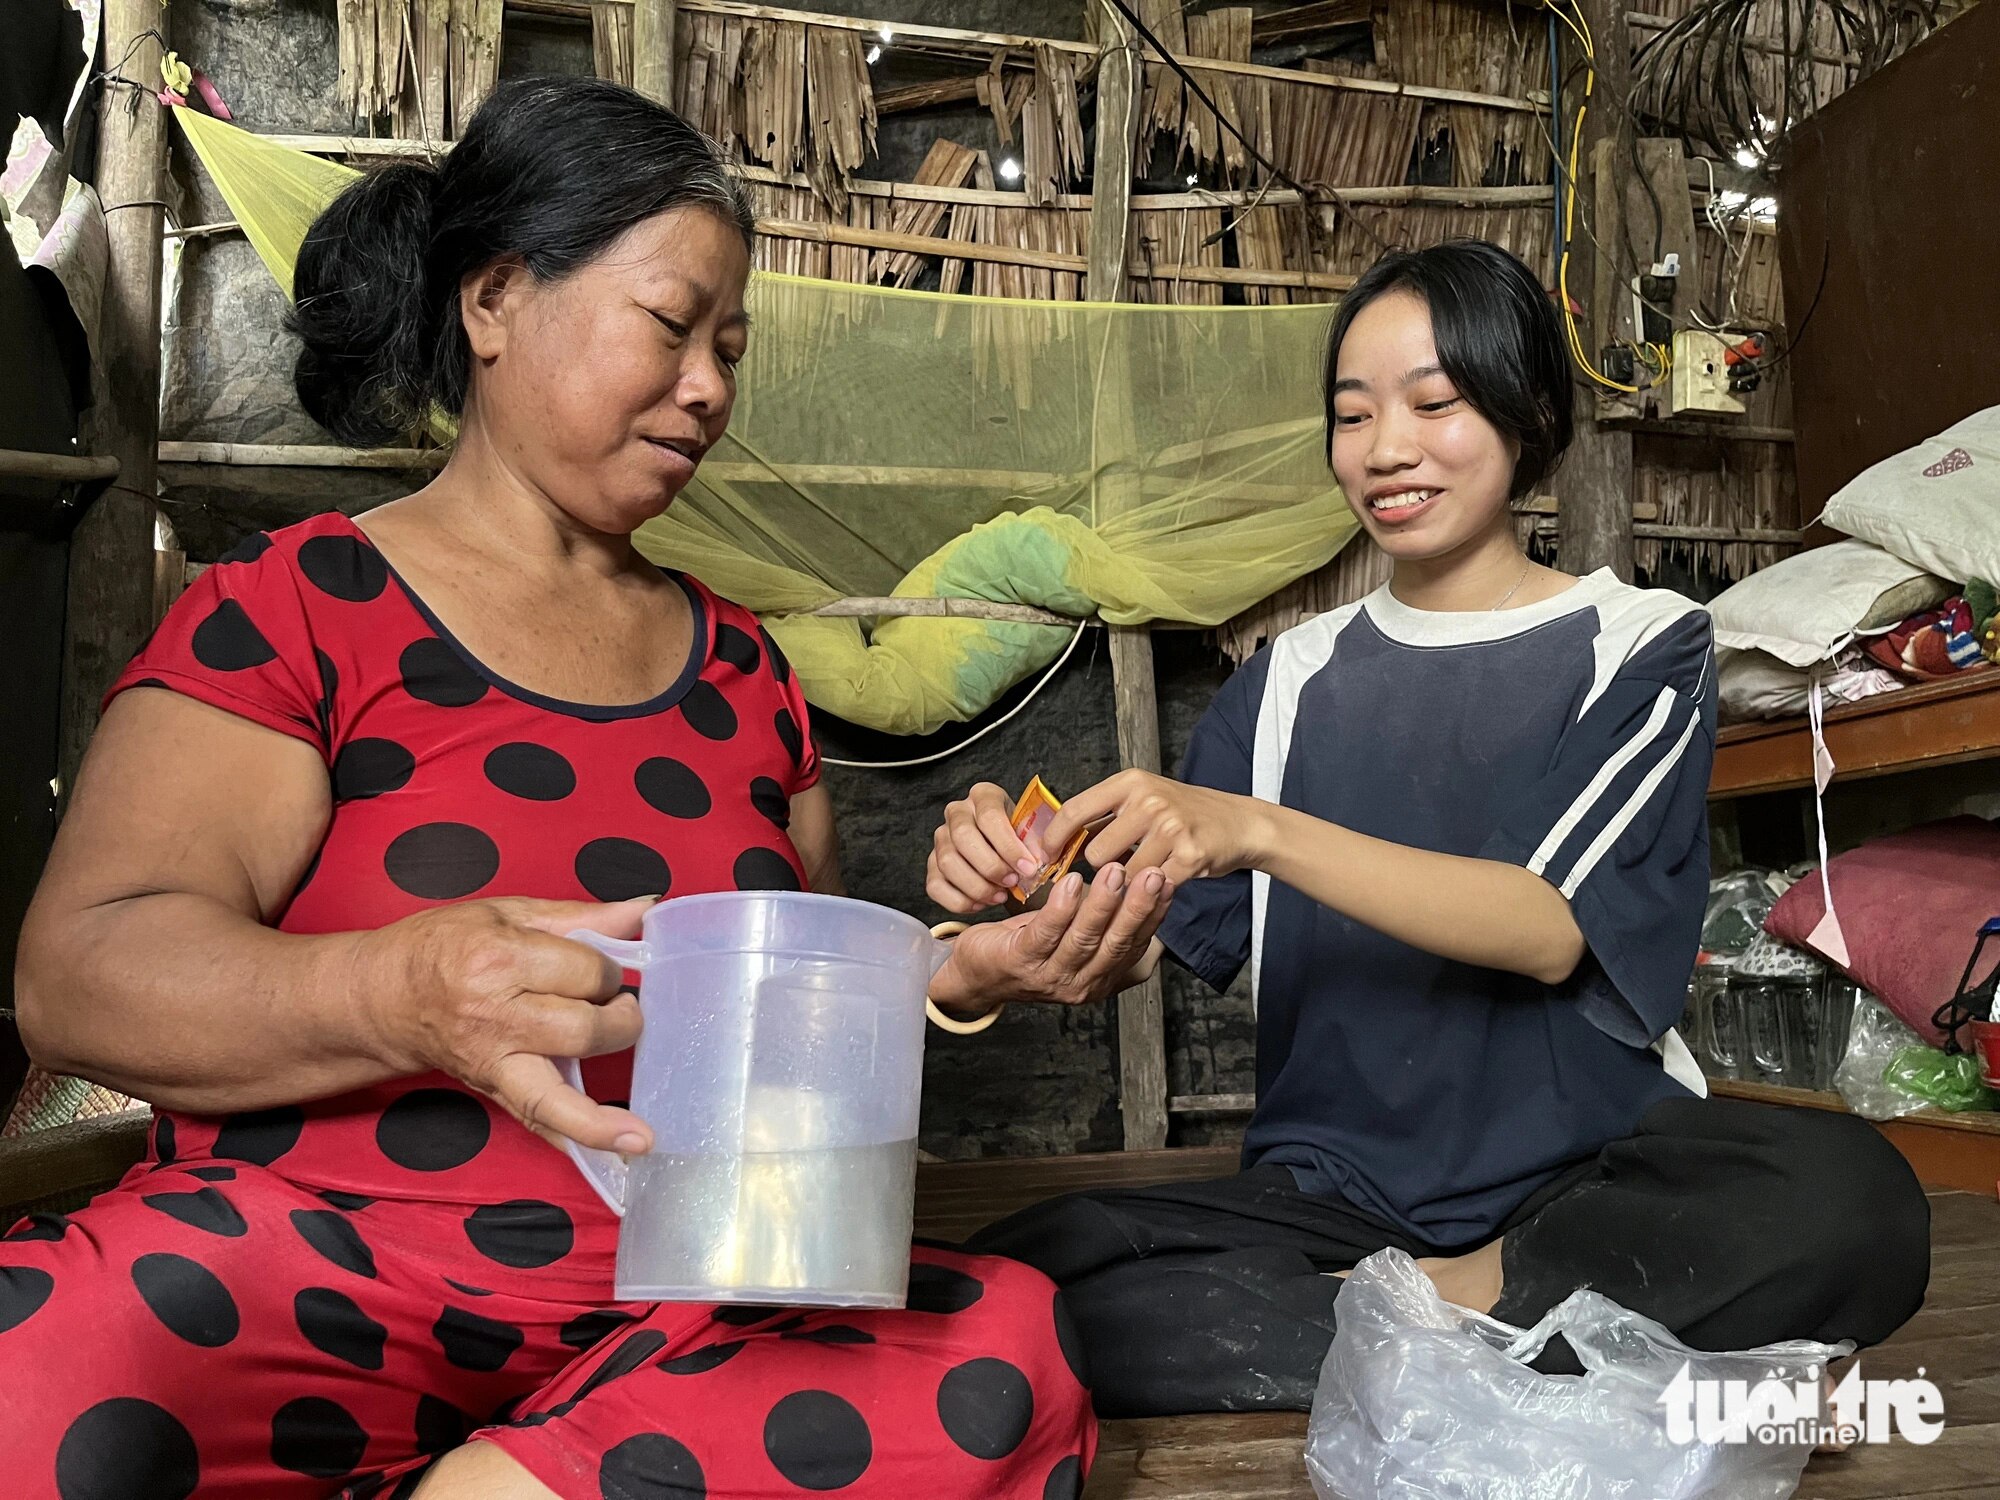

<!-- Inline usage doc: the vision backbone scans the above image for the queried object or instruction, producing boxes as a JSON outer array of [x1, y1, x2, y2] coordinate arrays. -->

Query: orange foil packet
[[1009, 776, 1092, 898]]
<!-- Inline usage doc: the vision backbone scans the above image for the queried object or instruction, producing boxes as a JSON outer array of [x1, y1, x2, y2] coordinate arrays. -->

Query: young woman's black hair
[[1322, 238, 1575, 500], [291, 77, 755, 446]]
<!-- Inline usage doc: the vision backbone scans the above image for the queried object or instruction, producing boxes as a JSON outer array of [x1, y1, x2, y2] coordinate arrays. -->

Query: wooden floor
[[914, 1155, 2000, 1500]]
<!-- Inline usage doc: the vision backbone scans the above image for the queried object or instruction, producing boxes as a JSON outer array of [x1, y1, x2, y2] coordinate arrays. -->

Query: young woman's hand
[[1046, 770, 1276, 886], [351, 895, 657, 1155], [927, 781, 1042, 912], [928, 863, 1172, 1013]]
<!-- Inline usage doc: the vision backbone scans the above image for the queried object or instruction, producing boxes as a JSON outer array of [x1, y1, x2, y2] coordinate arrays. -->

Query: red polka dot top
[[106, 513, 822, 1293]]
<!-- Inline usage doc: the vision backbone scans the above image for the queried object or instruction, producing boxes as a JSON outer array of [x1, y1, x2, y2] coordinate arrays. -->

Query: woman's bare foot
[[1331, 1237, 1507, 1316]]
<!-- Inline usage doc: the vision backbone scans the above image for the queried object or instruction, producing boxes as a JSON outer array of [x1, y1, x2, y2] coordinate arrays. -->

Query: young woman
[[4, 80, 1166, 1499], [929, 239, 1932, 1417]]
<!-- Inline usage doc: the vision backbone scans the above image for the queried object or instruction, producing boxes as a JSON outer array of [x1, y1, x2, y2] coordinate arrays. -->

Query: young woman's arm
[[1042, 773, 1584, 984]]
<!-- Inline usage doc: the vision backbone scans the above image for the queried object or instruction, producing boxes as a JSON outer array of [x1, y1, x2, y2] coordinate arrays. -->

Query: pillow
[[1766, 816, 2000, 1045], [1819, 404, 2000, 585], [1706, 538, 1954, 666], [1716, 646, 1907, 723]]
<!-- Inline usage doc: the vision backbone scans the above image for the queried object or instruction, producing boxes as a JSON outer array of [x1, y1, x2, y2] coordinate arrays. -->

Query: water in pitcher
[[617, 1139, 919, 1306]]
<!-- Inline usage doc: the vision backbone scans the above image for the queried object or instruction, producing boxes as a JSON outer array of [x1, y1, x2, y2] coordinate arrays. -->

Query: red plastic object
[[1975, 1020, 2000, 1089]]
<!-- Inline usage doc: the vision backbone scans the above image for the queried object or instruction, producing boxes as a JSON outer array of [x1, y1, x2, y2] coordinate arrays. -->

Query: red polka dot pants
[[0, 1162, 1094, 1499]]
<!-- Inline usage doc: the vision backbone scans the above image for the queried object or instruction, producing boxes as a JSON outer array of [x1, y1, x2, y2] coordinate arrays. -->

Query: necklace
[[1489, 559, 1533, 611]]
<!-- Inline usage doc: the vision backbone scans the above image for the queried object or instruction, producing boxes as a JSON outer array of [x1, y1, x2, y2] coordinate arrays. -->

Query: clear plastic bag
[[1305, 1250, 1849, 1500], [1833, 995, 1931, 1120]]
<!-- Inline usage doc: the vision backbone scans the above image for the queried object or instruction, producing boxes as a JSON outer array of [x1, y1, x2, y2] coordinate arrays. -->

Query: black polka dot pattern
[[333, 739, 416, 801], [635, 757, 712, 819], [432, 1304, 525, 1372], [443, 1279, 492, 1297], [375, 1089, 491, 1173], [187, 1166, 237, 1182], [56, 1398, 200, 1500], [760, 627, 794, 684], [937, 1357, 1035, 1459], [659, 1340, 745, 1374], [213, 1105, 306, 1166], [0, 1264, 54, 1334], [191, 599, 278, 672], [319, 1191, 373, 1212], [140, 1187, 248, 1238], [415, 1395, 471, 1457], [713, 622, 762, 674], [733, 847, 800, 892], [712, 1304, 790, 1327], [599, 1432, 707, 1499], [296, 1286, 390, 1370], [384, 822, 500, 900], [152, 1113, 177, 1164], [217, 531, 274, 567], [464, 1199, 574, 1268], [131, 1253, 239, 1348], [484, 742, 576, 801], [774, 706, 804, 765], [560, 1308, 639, 1352], [680, 680, 739, 741], [570, 1329, 669, 1403], [315, 649, 339, 738], [270, 1395, 370, 1479], [749, 777, 789, 827], [398, 637, 488, 708], [1044, 1455, 1084, 1500], [290, 1209, 378, 1278], [4, 1212, 69, 1241], [299, 534, 389, 603], [780, 1323, 876, 1345], [906, 1263, 986, 1315], [763, 1390, 873, 1490], [575, 838, 671, 902]]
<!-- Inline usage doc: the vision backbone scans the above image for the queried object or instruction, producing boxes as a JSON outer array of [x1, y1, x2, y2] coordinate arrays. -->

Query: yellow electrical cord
[[1545, 0, 1645, 394]]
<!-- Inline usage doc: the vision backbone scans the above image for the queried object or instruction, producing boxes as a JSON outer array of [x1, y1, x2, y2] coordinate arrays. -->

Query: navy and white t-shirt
[[1160, 569, 1717, 1248]]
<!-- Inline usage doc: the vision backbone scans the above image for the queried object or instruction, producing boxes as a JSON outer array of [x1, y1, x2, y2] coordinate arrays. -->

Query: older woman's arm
[[789, 782, 846, 896], [15, 689, 653, 1152]]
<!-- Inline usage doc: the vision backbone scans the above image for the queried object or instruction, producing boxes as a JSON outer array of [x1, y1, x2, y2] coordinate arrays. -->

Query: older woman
[[5, 79, 1166, 1500]]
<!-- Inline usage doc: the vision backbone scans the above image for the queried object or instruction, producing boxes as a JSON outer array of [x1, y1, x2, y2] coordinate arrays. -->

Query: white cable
[[819, 622, 1094, 771]]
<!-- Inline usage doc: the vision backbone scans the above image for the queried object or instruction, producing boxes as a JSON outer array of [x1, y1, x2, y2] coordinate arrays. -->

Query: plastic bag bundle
[[1305, 1250, 1848, 1500]]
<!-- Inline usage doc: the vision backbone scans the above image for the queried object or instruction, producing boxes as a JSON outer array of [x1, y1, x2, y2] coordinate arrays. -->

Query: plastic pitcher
[[558, 891, 948, 1307]]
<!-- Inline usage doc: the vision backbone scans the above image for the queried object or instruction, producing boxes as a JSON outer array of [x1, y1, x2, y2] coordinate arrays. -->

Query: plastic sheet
[[1306, 1249, 1846, 1500]]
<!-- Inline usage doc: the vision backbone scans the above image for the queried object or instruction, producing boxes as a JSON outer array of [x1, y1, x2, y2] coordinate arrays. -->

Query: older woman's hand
[[928, 862, 1173, 1014], [353, 895, 656, 1155]]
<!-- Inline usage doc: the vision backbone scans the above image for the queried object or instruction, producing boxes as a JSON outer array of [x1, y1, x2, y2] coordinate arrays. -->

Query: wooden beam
[[1084, 1, 1167, 1155], [758, 215, 1355, 290], [62, 0, 168, 801], [805, 598, 1087, 626], [631, 0, 676, 105], [0, 450, 120, 483], [873, 75, 983, 115], [1252, 1, 1372, 45], [1560, 0, 1638, 581]]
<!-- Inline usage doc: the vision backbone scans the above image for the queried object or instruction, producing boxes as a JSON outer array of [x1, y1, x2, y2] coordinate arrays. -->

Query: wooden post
[[1085, 1, 1168, 1152], [59, 0, 167, 797], [632, 0, 678, 107], [1558, 0, 1635, 581]]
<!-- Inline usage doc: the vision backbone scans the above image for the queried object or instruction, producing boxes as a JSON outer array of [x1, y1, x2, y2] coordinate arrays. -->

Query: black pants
[[966, 1098, 1932, 1417]]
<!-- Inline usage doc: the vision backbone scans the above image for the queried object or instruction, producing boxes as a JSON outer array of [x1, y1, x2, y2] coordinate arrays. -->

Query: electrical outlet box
[[1671, 330, 1746, 416]]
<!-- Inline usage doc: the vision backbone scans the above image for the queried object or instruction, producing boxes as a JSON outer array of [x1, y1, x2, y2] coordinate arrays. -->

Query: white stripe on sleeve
[[1557, 708, 1701, 898], [1526, 685, 1678, 879]]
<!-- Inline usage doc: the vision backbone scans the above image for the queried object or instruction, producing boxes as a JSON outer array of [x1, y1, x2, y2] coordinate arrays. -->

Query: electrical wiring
[[1540, 0, 1646, 393]]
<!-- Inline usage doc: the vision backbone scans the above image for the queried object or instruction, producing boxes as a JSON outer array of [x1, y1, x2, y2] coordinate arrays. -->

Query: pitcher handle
[[556, 928, 651, 1217]]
